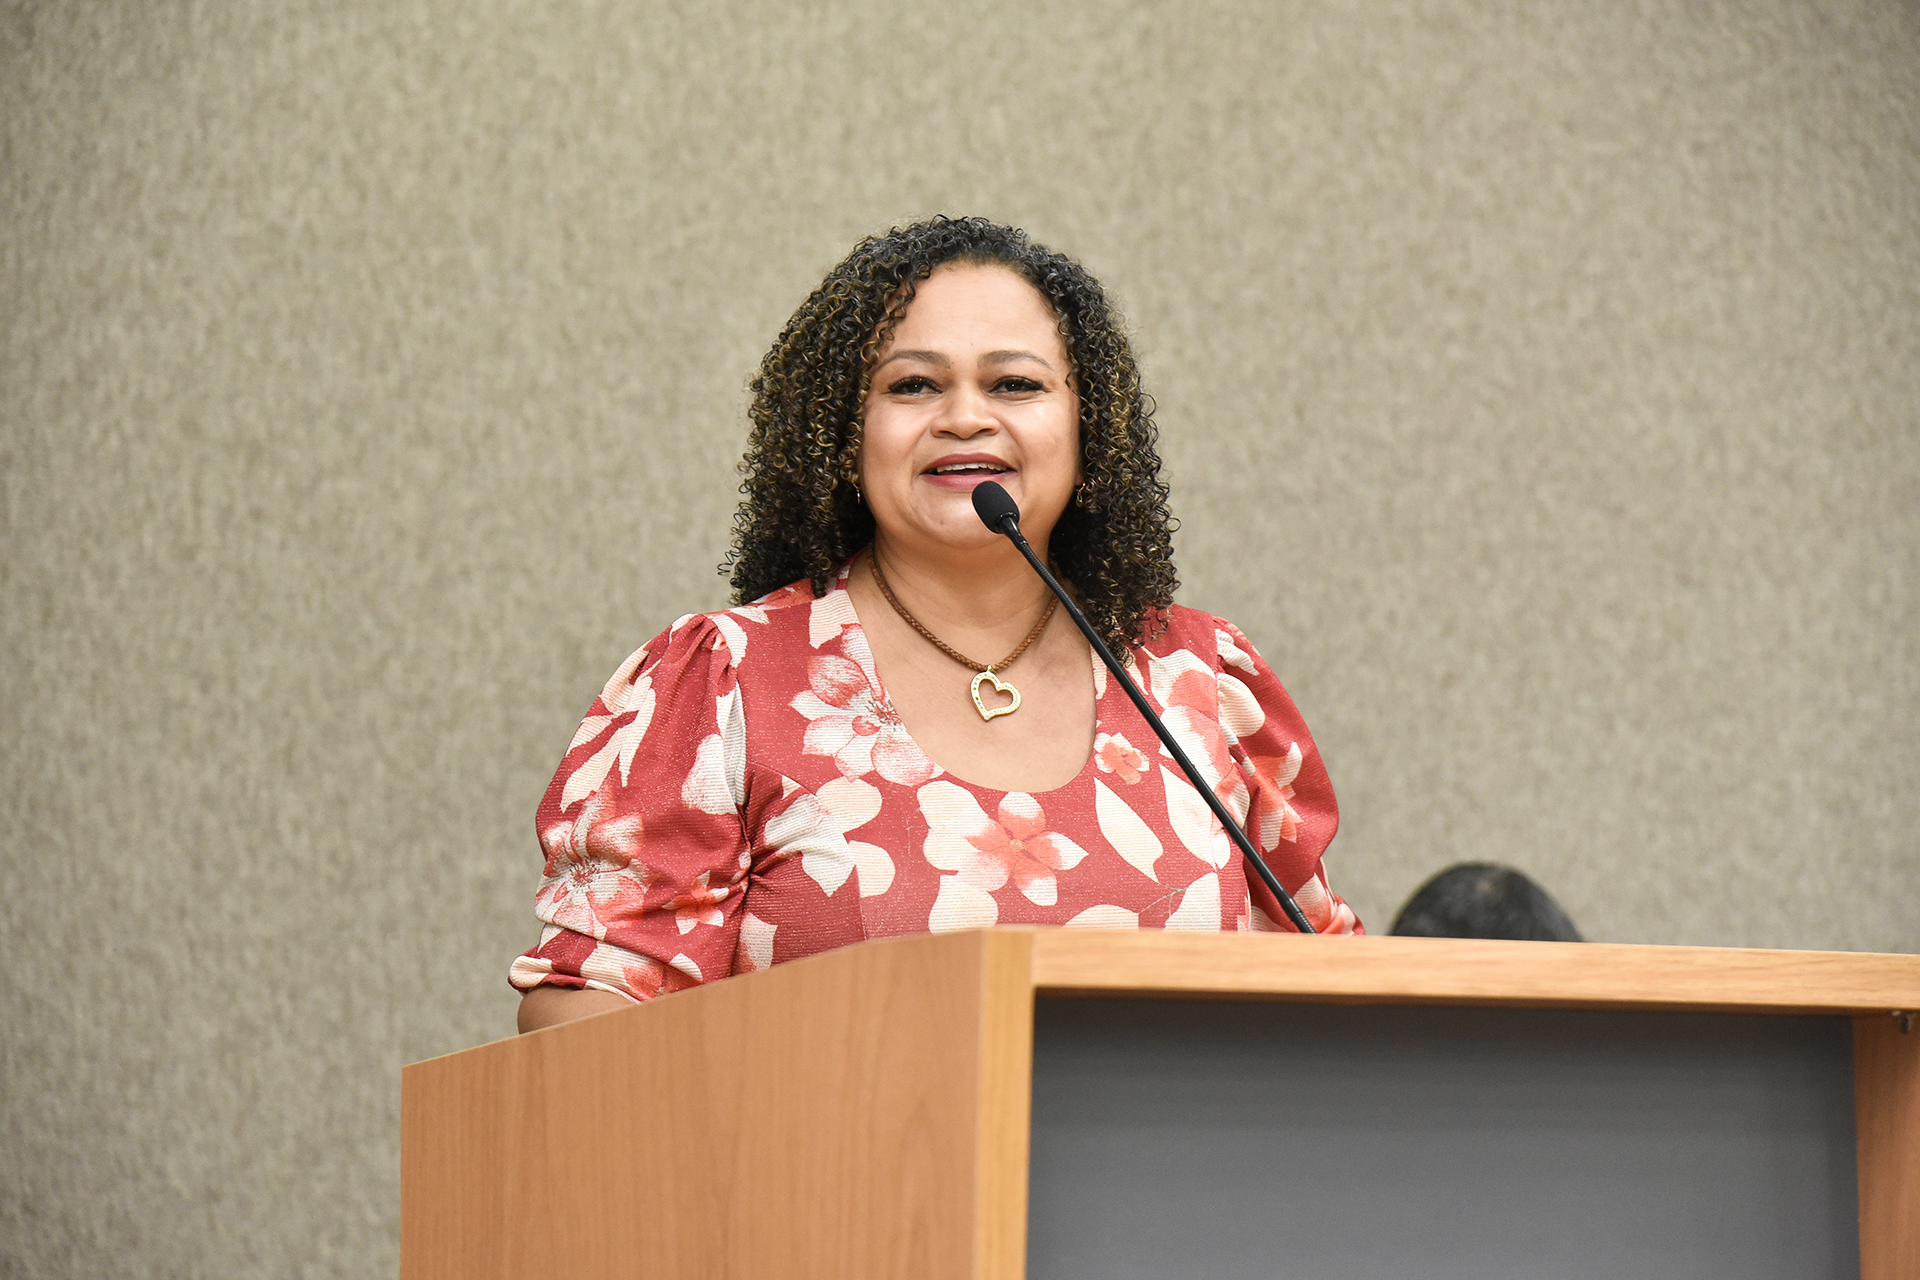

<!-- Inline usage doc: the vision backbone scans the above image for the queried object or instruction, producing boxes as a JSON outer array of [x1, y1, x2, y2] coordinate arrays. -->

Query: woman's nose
[[935, 382, 997, 436]]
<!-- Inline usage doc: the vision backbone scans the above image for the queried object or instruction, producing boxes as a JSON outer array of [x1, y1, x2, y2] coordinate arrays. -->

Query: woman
[[514, 217, 1360, 1031]]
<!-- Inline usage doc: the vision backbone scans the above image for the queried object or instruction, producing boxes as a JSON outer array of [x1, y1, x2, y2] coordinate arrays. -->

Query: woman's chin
[[874, 483, 1066, 555], [878, 509, 1017, 556]]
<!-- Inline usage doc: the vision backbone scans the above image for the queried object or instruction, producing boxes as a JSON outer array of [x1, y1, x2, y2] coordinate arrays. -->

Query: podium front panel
[[1027, 998, 1859, 1279]]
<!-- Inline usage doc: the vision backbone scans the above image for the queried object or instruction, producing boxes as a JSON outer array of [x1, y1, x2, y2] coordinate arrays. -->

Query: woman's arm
[[516, 984, 634, 1033], [1210, 616, 1362, 935], [509, 615, 758, 1014]]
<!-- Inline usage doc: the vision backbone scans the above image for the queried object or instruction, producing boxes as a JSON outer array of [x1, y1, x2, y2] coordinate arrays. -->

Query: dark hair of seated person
[[1388, 862, 1584, 942]]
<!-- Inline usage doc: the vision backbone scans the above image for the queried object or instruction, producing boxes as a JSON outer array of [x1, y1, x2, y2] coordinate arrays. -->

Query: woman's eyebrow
[[874, 349, 950, 370], [980, 349, 1054, 370], [875, 348, 1056, 372]]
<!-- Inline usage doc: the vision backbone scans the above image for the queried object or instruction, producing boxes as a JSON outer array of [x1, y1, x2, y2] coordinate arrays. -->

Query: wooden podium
[[402, 930, 1919, 1279]]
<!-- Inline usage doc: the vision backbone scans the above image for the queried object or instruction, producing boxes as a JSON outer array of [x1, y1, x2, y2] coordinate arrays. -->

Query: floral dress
[[511, 567, 1361, 1002]]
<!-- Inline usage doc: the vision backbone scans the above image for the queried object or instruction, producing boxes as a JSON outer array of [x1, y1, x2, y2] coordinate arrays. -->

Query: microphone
[[971, 481, 1316, 934]]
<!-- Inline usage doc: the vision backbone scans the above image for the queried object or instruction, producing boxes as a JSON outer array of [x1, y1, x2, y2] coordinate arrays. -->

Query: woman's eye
[[887, 376, 938, 395], [994, 377, 1044, 393]]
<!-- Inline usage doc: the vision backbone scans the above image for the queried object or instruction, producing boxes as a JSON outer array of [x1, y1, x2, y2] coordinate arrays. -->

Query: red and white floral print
[[559, 646, 659, 809], [790, 654, 942, 787], [1093, 731, 1150, 784], [1094, 778, 1164, 880], [1248, 743, 1305, 849], [513, 568, 1359, 1004], [919, 783, 1091, 911], [1165, 870, 1224, 930], [1146, 648, 1249, 816], [668, 870, 727, 934], [533, 786, 650, 943]]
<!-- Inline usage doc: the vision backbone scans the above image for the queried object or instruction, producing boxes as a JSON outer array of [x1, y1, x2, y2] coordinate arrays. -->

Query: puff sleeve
[[509, 614, 760, 1002], [1212, 618, 1363, 935]]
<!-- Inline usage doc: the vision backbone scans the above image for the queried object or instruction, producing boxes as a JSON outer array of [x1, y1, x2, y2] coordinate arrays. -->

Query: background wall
[[3, 0, 1915, 1273]]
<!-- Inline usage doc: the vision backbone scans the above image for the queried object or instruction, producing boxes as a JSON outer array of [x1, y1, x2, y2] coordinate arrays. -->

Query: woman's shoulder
[[615, 570, 853, 684], [1134, 602, 1261, 668]]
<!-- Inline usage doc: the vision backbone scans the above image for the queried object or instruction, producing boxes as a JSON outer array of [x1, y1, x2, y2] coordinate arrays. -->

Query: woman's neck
[[860, 533, 1056, 638]]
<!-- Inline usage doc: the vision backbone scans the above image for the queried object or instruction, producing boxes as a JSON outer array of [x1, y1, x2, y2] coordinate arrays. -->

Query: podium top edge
[[413, 930, 1920, 1073], [1010, 928, 1920, 1014]]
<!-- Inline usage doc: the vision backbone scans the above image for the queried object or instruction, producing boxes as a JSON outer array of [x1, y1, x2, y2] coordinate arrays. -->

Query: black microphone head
[[971, 480, 1021, 534]]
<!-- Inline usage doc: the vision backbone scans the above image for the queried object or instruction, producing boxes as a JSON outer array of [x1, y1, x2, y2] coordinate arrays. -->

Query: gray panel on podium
[[1028, 999, 1858, 1280]]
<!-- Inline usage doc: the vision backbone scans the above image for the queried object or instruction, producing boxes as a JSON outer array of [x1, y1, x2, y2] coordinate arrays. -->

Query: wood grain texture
[[1025, 929, 1920, 1013], [971, 931, 1036, 1280], [402, 931, 1005, 1280], [1856, 1013, 1920, 1280], [406, 929, 1920, 1279]]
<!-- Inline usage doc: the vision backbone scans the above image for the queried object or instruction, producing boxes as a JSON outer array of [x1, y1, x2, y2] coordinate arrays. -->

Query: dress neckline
[[827, 563, 1108, 798]]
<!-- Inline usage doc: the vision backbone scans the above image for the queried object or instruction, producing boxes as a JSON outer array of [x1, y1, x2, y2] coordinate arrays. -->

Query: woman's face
[[858, 263, 1081, 558]]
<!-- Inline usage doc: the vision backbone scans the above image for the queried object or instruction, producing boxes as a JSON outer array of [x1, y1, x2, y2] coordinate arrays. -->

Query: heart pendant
[[970, 669, 1021, 721]]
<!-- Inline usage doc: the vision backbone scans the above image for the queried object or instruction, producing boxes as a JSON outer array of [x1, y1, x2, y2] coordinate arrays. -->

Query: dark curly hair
[[722, 215, 1178, 651]]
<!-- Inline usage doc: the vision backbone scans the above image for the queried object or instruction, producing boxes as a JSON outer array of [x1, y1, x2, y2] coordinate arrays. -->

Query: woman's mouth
[[922, 456, 1014, 488]]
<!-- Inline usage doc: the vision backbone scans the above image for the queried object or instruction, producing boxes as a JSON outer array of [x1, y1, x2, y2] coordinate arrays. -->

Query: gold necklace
[[868, 551, 1057, 722]]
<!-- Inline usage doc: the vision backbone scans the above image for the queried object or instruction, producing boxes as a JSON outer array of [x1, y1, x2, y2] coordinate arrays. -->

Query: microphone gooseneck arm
[[970, 482, 1316, 934]]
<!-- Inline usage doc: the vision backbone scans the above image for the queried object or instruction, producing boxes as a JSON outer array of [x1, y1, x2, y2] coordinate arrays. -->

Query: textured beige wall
[[3, 0, 1916, 1273]]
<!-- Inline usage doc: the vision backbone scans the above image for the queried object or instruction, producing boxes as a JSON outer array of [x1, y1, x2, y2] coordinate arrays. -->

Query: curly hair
[[722, 215, 1178, 651]]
